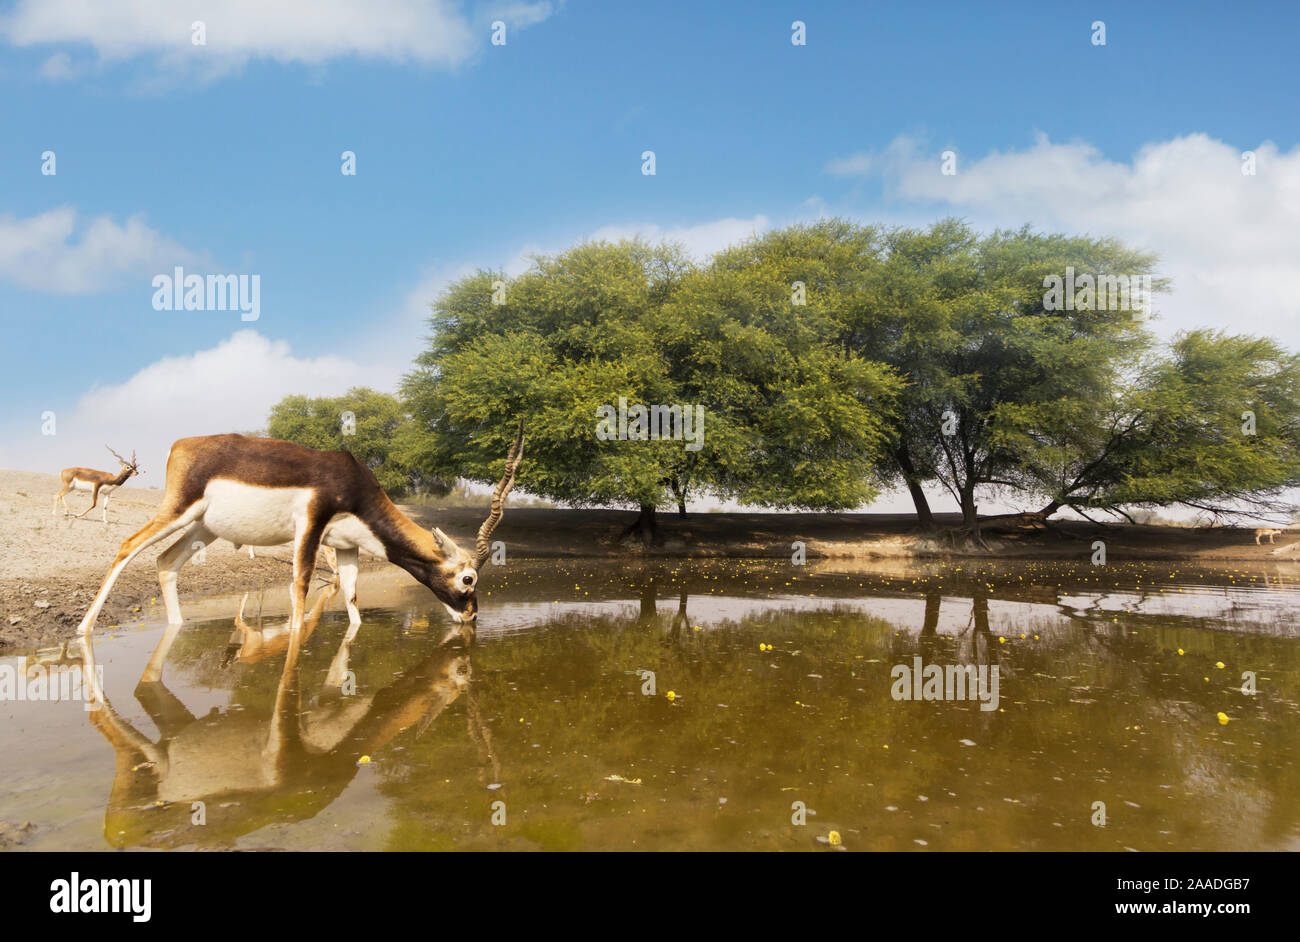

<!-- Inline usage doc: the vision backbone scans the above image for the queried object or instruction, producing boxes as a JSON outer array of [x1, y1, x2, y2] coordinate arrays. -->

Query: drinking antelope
[[74, 425, 523, 638], [51, 446, 142, 523]]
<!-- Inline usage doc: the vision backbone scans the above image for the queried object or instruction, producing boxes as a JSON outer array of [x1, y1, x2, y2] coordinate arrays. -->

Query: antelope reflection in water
[[79, 573, 499, 849]]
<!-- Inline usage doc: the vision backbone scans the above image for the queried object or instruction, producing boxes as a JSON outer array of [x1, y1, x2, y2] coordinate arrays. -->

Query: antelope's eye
[[462, 574, 475, 586]]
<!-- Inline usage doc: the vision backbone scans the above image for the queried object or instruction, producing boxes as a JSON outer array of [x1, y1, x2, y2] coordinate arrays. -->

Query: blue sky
[[1, 0, 1298, 507]]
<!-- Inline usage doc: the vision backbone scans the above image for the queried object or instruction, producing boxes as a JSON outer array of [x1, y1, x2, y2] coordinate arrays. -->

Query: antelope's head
[[106, 445, 142, 479], [425, 424, 524, 624]]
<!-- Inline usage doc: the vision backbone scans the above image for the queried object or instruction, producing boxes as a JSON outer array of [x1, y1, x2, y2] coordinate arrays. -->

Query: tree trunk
[[670, 477, 688, 517], [637, 577, 658, 624], [622, 504, 661, 547], [920, 590, 941, 637], [960, 486, 979, 536], [905, 479, 934, 528], [972, 587, 991, 636], [894, 446, 935, 529]]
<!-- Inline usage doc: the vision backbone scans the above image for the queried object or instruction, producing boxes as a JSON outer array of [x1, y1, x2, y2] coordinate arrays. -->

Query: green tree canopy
[[996, 329, 1300, 520], [267, 386, 441, 497], [270, 220, 1299, 534], [402, 238, 901, 539], [839, 219, 1165, 530]]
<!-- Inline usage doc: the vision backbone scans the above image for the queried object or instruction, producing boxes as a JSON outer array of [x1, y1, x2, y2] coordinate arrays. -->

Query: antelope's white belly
[[199, 480, 387, 558], [70, 479, 110, 493], [321, 513, 387, 559], [201, 481, 313, 546]]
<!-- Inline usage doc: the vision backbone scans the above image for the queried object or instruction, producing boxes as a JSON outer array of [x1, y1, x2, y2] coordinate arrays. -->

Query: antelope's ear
[[431, 527, 461, 555]]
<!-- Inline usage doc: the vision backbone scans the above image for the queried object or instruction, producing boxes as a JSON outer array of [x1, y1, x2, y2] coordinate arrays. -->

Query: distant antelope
[[51, 446, 142, 523], [75, 425, 524, 639], [1255, 528, 1284, 544]]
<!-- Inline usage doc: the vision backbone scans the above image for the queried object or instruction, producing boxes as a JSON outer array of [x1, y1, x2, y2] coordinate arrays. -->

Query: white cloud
[[38, 50, 78, 80], [3, 0, 555, 78], [31, 330, 376, 476], [827, 133, 1300, 349], [586, 215, 772, 261], [399, 215, 774, 327], [0, 207, 196, 294], [825, 153, 874, 177]]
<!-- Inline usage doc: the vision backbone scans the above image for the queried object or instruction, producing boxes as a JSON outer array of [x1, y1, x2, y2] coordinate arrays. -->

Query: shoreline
[[3, 468, 1296, 650]]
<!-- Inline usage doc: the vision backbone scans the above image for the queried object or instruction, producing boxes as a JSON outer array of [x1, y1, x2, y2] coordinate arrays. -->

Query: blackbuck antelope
[[1255, 528, 1284, 544], [75, 425, 524, 638], [52, 446, 142, 523]]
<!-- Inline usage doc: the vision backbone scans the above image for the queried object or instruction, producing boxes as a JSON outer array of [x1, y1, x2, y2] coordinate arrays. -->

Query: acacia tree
[[839, 220, 1163, 532], [401, 239, 900, 542], [666, 224, 900, 513], [267, 387, 440, 497], [996, 330, 1300, 520]]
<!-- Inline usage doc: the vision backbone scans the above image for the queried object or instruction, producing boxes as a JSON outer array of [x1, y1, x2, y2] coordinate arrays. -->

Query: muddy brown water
[[1, 558, 1298, 851]]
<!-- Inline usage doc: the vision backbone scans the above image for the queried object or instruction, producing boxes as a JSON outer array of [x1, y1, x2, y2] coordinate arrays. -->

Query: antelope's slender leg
[[134, 675, 196, 739], [53, 483, 71, 516], [140, 622, 183, 685], [324, 622, 360, 693], [465, 689, 501, 785], [263, 608, 306, 773], [335, 546, 361, 628], [289, 511, 328, 633], [86, 687, 167, 770], [156, 522, 215, 626], [77, 501, 207, 637], [76, 484, 101, 518], [101, 489, 112, 524]]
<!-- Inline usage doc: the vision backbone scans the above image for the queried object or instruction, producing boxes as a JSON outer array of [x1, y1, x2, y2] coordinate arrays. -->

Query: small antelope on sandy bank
[[1255, 528, 1284, 544], [52, 445, 142, 523]]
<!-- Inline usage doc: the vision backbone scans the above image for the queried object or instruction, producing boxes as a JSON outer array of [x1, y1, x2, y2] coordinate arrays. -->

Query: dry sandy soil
[[2, 468, 1296, 650]]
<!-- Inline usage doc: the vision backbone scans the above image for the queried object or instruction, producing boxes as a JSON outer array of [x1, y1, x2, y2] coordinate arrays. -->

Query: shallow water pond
[[2, 558, 1298, 851]]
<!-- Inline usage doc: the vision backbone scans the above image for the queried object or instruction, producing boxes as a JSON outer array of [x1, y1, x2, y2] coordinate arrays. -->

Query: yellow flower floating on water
[[1217, 712, 1230, 725], [827, 830, 842, 846], [1215, 661, 1225, 669], [357, 755, 371, 765], [1178, 648, 1185, 655], [666, 691, 676, 701]]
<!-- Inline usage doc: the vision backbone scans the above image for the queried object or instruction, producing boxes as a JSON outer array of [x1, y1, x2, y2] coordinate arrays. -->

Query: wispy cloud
[[825, 153, 874, 177], [0, 207, 197, 294], [402, 213, 772, 312], [26, 330, 375, 475], [3, 0, 556, 80], [827, 133, 1300, 349], [585, 215, 772, 261]]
